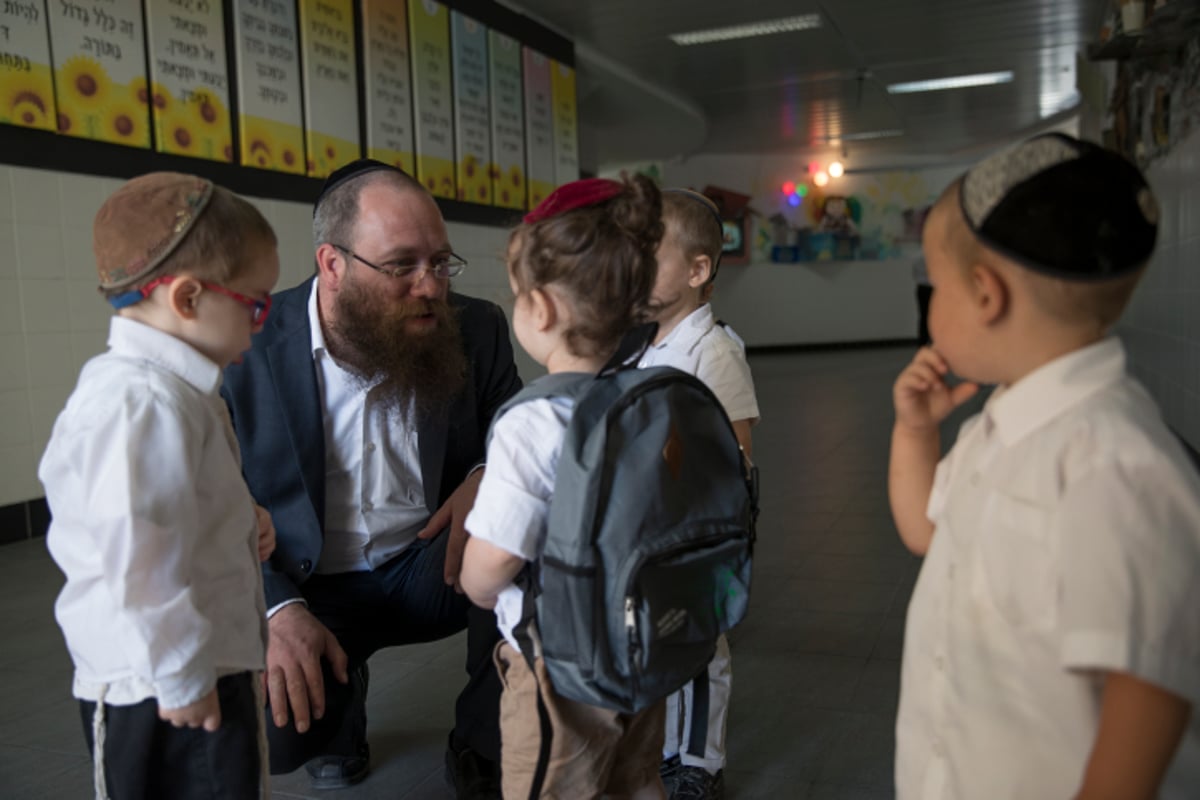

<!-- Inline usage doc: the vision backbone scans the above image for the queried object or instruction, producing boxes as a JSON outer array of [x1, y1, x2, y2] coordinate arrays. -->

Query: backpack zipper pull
[[625, 596, 641, 673]]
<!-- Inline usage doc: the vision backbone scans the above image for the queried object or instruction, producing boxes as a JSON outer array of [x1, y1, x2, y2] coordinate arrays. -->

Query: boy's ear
[[166, 276, 203, 321], [529, 287, 557, 332], [971, 262, 1009, 324], [687, 255, 713, 289]]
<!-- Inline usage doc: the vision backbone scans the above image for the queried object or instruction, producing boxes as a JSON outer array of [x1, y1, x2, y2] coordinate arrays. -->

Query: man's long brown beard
[[328, 275, 468, 419]]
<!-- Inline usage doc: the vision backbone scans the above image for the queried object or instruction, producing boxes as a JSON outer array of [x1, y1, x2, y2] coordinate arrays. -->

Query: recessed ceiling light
[[669, 14, 822, 46], [887, 71, 1014, 94], [823, 129, 905, 142]]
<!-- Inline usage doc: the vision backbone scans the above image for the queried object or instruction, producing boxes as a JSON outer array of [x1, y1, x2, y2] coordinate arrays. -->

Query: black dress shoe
[[304, 747, 370, 790], [443, 733, 501, 799], [304, 664, 371, 790]]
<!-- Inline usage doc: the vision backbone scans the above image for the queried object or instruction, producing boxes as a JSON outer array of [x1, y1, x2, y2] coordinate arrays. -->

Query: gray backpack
[[491, 332, 758, 720]]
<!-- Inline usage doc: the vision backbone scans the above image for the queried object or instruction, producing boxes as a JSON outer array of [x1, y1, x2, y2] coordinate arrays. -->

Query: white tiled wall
[[1120, 129, 1200, 451], [0, 165, 533, 507]]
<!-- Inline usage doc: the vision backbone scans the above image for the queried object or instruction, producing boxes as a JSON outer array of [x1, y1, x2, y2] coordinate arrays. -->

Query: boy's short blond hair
[[662, 190, 724, 269], [95, 172, 276, 302]]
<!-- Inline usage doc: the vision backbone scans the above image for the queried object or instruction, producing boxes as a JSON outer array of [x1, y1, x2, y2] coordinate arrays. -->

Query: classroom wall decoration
[[522, 47, 554, 209], [488, 29, 523, 210], [451, 10, 490, 204], [233, 0, 305, 173], [408, 0, 454, 199], [298, 0, 360, 177], [0, 0, 579, 217], [48, 0, 150, 147], [362, 0, 415, 173], [0, 0, 58, 131], [550, 60, 577, 186], [145, 0, 233, 161]]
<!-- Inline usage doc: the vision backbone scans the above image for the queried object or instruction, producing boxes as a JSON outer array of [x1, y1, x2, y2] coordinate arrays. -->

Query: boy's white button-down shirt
[[638, 304, 759, 424], [308, 282, 428, 574], [465, 397, 573, 649], [40, 317, 267, 710], [897, 338, 1200, 799]]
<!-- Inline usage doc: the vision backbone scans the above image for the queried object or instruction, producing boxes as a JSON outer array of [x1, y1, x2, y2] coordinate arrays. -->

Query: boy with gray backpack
[[461, 176, 757, 800]]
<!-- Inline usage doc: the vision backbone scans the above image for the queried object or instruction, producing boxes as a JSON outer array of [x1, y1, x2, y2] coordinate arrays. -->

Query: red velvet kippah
[[523, 178, 624, 224]]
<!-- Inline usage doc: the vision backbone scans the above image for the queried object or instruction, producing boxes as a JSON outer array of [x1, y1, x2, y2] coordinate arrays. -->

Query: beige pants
[[494, 642, 666, 799]]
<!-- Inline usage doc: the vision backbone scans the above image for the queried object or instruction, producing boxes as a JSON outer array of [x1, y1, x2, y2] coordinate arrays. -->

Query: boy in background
[[641, 188, 760, 800]]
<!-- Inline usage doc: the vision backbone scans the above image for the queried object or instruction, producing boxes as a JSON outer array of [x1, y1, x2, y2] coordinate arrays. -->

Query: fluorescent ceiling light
[[669, 14, 821, 46], [823, 129, 905, 142], [887, 71, 1014, 94]]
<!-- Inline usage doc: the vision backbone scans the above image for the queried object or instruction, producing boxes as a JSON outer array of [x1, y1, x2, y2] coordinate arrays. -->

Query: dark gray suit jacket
[[222, 277, 522, 608]]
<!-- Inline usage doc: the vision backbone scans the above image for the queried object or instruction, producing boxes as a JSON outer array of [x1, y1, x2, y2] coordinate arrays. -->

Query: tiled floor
[[0, 345, 982, 799]]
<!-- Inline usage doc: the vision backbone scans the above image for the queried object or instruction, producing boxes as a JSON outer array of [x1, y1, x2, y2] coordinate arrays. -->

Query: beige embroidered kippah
[[94, 172, 214, 291]]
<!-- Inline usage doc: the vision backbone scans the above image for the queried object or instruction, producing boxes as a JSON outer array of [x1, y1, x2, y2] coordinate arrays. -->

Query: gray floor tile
[[0, 346, 925, 799]]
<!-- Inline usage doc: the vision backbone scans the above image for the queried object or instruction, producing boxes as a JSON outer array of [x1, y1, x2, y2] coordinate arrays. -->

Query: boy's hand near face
[[893, 347, 979, 432], [888, 347, 980, 556], [254, 504, 275, 562], [159, 688, 221, 732]]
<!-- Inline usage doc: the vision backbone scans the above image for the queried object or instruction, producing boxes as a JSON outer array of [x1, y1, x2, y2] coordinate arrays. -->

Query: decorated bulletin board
[[0, 0, 577, 221]]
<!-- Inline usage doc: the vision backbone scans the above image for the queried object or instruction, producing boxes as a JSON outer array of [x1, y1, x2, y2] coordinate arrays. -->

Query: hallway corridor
[[0, 345, 944, 799]]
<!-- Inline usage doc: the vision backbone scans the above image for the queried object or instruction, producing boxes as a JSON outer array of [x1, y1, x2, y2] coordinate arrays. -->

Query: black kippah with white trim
[[960, 133, 1158, 280]]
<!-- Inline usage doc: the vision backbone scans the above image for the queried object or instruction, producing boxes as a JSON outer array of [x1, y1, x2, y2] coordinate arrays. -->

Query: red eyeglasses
[[139, 276, 272, 325]]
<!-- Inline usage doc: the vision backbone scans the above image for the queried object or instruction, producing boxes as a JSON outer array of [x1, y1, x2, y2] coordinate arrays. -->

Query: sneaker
[[672, 766, 725, 800], [660, 754, 683, 794]]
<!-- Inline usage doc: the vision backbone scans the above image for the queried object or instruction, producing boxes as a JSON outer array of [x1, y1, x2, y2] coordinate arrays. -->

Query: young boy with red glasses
[[39, 172, 280, 799]]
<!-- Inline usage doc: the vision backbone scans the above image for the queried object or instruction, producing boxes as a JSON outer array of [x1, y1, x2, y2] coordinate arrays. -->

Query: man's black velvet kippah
[[313, 158, 410, 216], [960, 133, 1159, 281]]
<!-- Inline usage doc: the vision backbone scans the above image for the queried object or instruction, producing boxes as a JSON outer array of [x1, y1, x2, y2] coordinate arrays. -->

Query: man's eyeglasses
[[139, 276, 272, 325], [332, 245, 467, 281]]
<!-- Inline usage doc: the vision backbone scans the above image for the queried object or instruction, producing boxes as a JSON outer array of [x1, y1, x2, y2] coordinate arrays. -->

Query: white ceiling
[[501, 0, 1105, 169]]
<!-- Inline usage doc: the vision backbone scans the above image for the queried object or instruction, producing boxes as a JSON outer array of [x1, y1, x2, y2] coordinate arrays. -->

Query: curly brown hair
[[508, 174, 663, 358]]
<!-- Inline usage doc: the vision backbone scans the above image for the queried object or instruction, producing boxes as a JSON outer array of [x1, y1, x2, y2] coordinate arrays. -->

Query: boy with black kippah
[[40, 172, 280, 799], [888, 133, 1200, 798]]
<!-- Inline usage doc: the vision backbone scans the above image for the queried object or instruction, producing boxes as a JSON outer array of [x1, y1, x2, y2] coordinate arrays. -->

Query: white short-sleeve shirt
[[897, 338, 1200, 799], [464, 395, 574, 649], [638, 304, 759, 424]]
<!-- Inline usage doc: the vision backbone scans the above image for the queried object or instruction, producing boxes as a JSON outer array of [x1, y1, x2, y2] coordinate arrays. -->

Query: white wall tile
[[58, 174, 108, 229], [63, 226, 96, 283], [0, 444, 39, 506], [0, 221, 16, 279], [1125, 127, 1200, 451], [67, 280, 112, 332], [25, 333, 74, 388], [10, 167, 62, 226], [20, 280, 70, 334], [15, 224, 66, 280], [0, 279, 22, 334], [70, 330, 108, 376], [0, 334, 27, 391], [0, 389, 32, 447], [0, 166, 12, 222], [29, 384, 72, 445]]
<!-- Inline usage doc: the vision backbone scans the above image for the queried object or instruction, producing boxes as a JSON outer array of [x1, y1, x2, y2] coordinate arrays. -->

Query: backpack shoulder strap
[[488, 372, 593, 447]]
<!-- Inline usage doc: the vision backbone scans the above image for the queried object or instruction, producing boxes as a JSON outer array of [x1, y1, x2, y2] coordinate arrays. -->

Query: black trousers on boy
[[79, 671, 261, 800]]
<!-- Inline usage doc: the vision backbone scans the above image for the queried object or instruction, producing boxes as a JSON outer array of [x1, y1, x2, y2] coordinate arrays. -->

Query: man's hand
[[254, 504, 276, 562], [893, 347, 979, 432], [417, 468, 485, 592], [159, 688, 221, 732], [264, 604, 348, 732]]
